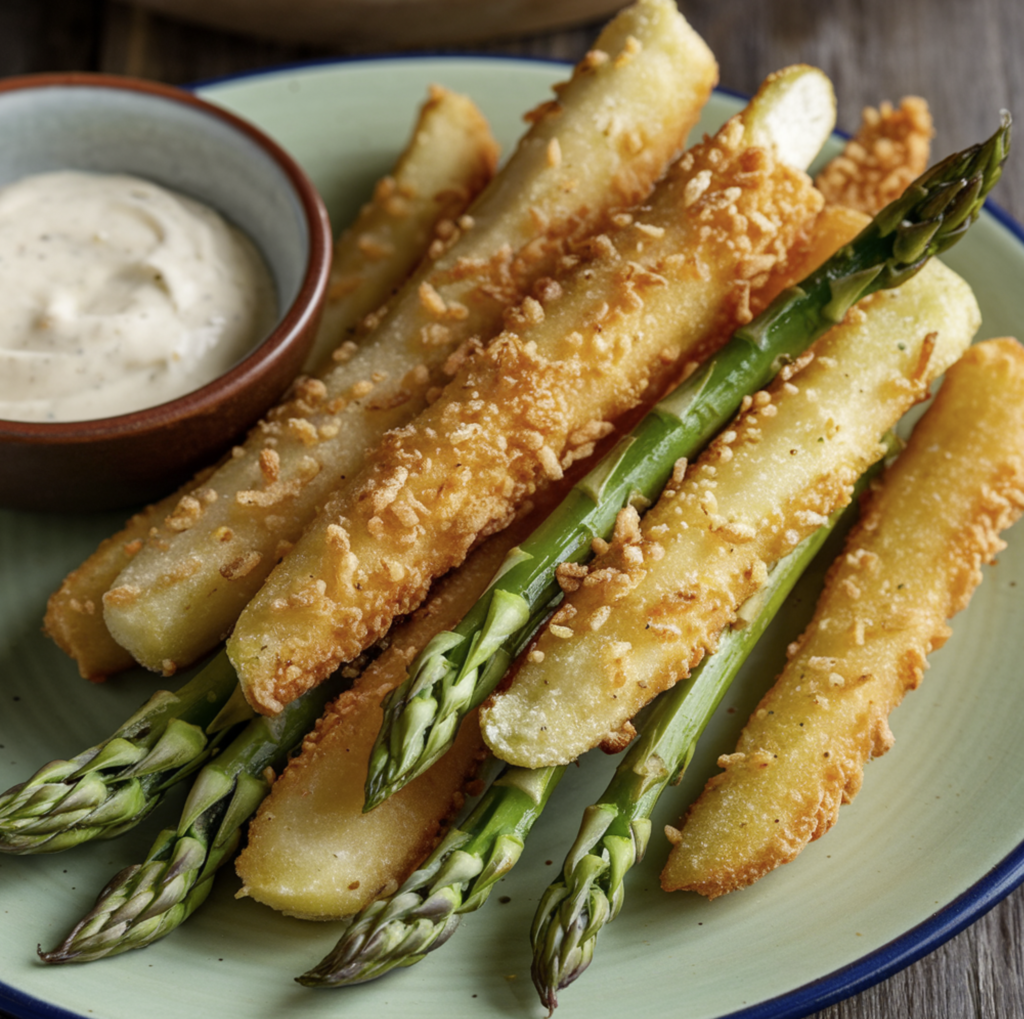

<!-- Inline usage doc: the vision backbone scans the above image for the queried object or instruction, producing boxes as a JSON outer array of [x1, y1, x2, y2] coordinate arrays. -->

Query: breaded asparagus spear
[[480, 251, 981, 768], [661, 337, 1024, 897], [44, 85, 499, 681], [302, 85, 500, 374], [100, 0, 718, 677], [229, 64, 836, 716], [366, 118, 1008, 805], [296, 458, 883, 989]]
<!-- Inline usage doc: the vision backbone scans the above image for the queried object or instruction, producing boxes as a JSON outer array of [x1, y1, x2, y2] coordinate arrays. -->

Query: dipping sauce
[[0, 170, 277, 423]]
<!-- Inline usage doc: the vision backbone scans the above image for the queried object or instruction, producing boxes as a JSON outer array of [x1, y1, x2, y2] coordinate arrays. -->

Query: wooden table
[[1, 2, 1022, 1017]]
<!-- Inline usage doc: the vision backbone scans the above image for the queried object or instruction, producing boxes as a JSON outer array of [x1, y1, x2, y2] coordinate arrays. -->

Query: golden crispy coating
[[480, 259, 979, 768], [234, 455, 592, 919], [661, 338, 1024, 898], [43, 462, 223, 680], [43, 88, 496, 681], [229, 91, 826, 714], [815, 97, 933, 215], [44, 500, 170, 680], [236, 691, 485, 920], [302, 85, 499, 374], [101, 0, 717, 676]]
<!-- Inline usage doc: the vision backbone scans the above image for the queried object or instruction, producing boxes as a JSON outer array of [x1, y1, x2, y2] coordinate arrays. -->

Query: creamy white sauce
[[0, 170, 277, 423]]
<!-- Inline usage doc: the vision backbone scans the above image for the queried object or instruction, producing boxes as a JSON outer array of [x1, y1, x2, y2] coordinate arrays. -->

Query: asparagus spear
[[39, 677, 341, 963], [527, 455, 887, 1011], [0, 651, 250, 854], [301, 451, 884, 989], [364, 114, 1011, 810], [298, 765, 565, 987]]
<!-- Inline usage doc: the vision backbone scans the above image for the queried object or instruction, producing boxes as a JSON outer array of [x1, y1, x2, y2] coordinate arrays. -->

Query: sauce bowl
[[0, 73, 332, 512]]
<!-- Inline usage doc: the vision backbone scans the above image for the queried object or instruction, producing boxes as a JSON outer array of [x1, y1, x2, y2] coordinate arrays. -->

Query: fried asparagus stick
[[297, 466, 878, 990], [303, 85, 500, 374], [233, 417, 633, 919], [661, 337, 1024, 897], [373, 119, 1007, 801], [480, 249, 983, 767], [45, 478, 211, 681], [229, 64, 836, 716], [816, 97, 934, 215], [97, 0, 717, 678], [234, 518, 530, 919], [43, 86, 499, 681]]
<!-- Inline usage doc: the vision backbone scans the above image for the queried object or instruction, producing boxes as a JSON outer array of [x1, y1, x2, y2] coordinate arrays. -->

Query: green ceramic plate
[[2, 57, 1023, 1019]]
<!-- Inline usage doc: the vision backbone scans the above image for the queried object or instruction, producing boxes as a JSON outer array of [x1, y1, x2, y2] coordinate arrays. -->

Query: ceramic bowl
[[0, 72, 332, 512]]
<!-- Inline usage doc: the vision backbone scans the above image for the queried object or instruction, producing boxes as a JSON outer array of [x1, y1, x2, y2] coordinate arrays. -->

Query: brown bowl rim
[[0, 71, 333, 444]]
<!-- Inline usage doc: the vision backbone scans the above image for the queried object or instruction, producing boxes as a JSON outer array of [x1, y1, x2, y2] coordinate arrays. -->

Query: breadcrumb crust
[[232, 94, 823, 714], [662, 338, 1024, 898], [480, 257, 978, 768], [816, 97, 933, 215]]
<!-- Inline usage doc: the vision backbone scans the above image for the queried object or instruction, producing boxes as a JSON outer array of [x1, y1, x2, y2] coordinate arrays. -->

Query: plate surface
[[2, 57, 1024, 1019]]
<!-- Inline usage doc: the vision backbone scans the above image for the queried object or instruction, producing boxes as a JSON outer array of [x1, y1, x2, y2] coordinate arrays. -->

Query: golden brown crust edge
[[661, 337, 1024, 898], [815, 96, 933, 215], [232, 104, 826, 715], [231, 454, 604, 919]]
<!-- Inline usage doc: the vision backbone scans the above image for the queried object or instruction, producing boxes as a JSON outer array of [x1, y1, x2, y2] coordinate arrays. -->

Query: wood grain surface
[[0, 2, 1022, 1017]]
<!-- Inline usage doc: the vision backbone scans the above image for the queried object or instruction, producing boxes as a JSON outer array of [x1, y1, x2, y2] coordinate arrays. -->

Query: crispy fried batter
[[100, 0, 717, 676], [43, 468, 216, 680], [44, 529, 143, 681], [302, 85, 499, 375], [479, 258, 979, 768], [233, 441, 607, 919], [661, 338, 1024, 898], [236, 678, 487, 919], [815, 97, 933, 215], [229, 88, 826, 714]]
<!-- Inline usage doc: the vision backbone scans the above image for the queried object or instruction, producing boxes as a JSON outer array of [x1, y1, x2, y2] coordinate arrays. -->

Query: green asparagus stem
[[0, 651, 250, 854], [364, 114, 1011, 811], [298, 765, 564, 987], [527, 453, 890, 1012], [39, 676, 340, 963]]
